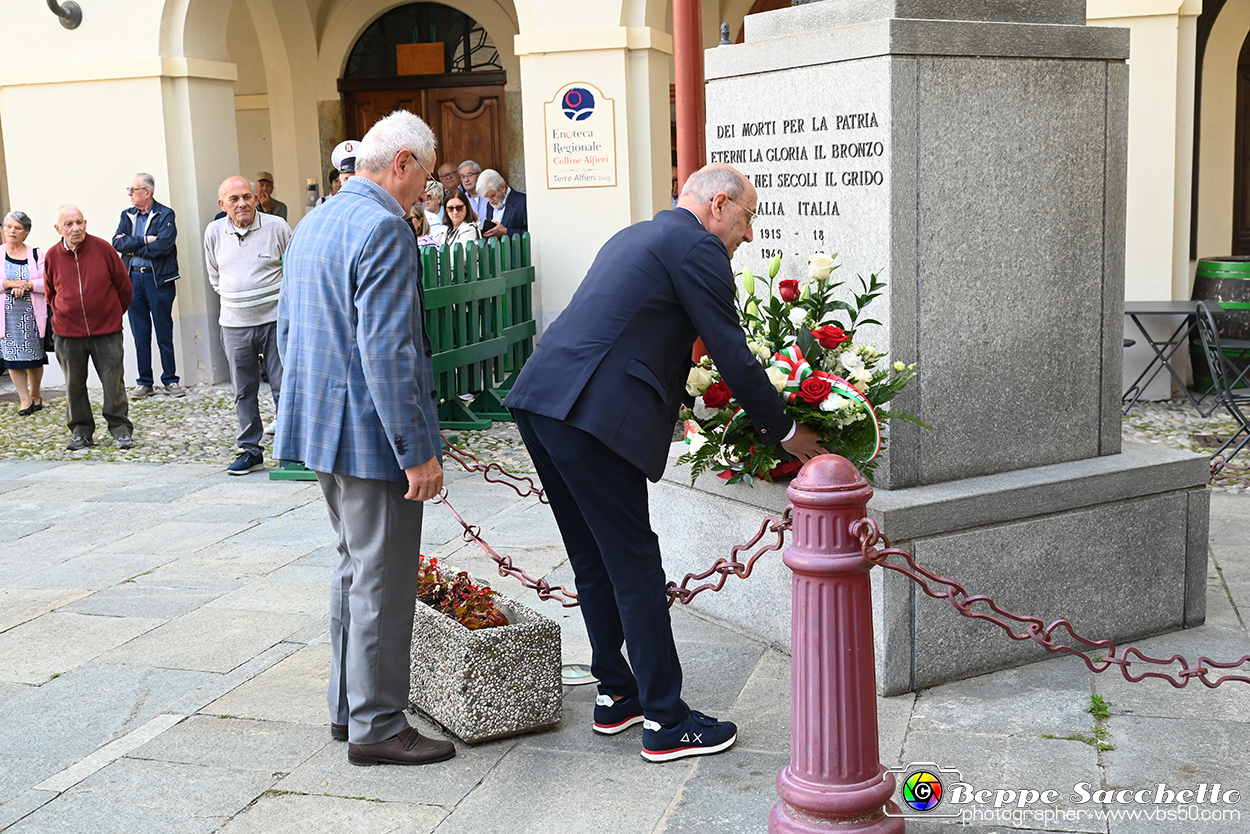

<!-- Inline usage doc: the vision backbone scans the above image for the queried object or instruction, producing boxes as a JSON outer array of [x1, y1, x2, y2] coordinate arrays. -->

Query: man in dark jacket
[[113, 172, 183, 398], [477, 169, 527, 238], [504, 163, 824, 762], [45, 205, 134, 450]]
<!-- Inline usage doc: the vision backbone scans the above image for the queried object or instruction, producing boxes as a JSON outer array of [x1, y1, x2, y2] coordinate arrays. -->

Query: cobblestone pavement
[[1, 375, 1244, 487]]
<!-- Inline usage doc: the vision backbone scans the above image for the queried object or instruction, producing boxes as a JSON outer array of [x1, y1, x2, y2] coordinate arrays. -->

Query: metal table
[[1122, 300, 1203, 414]]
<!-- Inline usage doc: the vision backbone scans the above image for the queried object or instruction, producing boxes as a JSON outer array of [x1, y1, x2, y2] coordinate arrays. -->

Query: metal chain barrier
[[1211, 457, 1250, 487], [852, 516, 1250, 688], [436, 434, 793, 608]]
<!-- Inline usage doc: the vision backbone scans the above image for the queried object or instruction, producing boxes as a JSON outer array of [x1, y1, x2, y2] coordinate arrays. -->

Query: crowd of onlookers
[[0, 141, 527, 475]]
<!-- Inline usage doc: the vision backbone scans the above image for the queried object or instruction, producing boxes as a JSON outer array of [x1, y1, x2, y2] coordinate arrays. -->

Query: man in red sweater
[[44, 205, 134, 450]]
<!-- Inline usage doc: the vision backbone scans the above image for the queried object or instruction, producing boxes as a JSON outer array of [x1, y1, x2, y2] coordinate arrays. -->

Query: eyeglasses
[[126, 186, 150, 194], [446, 204, 466, 212], [406, 151, 433, 183], [726, 196, 757, 227]]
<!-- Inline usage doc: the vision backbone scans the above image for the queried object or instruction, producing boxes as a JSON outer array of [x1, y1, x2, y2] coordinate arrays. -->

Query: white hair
[[458, 159, 481, 174], [477, 168, 505, 194], [355, 110, 437, 174], [56, 203, 83, 223], [680, 165, 747, 203], [135, 172, 156, 191]]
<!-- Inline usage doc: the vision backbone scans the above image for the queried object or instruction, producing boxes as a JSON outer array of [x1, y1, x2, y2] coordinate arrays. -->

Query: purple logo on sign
[[562, 87, 595, 121]]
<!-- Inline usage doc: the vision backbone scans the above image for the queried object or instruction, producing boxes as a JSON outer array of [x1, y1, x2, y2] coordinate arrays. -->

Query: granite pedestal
[[673, 0, 1211, 695]]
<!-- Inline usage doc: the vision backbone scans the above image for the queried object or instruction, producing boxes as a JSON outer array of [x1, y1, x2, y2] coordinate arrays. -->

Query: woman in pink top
[[0, 211, 47, 415]]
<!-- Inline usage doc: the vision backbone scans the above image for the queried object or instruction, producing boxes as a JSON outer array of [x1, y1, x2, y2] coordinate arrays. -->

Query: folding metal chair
[[1195, 301, 1250, 472]]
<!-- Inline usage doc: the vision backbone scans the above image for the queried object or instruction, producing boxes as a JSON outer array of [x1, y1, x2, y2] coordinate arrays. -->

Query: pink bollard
[[770, 455, 904, 833]]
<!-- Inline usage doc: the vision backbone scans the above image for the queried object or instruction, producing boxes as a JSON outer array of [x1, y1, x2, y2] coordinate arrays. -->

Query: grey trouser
[[220, 323, 283, 456], [53, 332, 132, 440], [318, 471, 424, 745]]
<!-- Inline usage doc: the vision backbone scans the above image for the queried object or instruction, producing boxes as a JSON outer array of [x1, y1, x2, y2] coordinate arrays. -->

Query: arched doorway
[[1236, 29, 1250, 254], [339, 3, 512, 180]]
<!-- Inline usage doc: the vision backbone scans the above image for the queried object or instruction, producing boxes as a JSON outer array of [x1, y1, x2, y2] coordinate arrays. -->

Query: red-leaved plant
[[417, 555, 510, 630]]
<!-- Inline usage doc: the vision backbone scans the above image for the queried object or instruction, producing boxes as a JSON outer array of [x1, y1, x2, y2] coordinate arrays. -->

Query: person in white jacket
[[434, 193, 482, 249]]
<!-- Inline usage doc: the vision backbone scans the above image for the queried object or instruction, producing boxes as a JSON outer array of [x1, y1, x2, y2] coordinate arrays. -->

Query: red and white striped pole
[[771, 455, 903, 833]]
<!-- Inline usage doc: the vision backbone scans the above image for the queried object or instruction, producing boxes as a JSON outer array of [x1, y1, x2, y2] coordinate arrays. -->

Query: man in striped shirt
[[205, 176, 292, 475]]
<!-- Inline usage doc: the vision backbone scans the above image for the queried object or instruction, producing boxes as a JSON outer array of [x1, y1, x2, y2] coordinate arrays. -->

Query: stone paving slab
[[8, 551, 176, 591], [273, 716, 512, 806], [224, 515, 335, 549], [101, 607, 317, 673], [201, 577, 328, 616], [657, 751, 792, 834], [151, 542, 313, 578], [1102, 715, 1250, 834], [103, 520, 260, 555], [216, 793, 447, 834], [167, 502, 304, 524], [0, 588, 93, 633], [169, 481, 321, 506], [3, 757, 277, 834], [203, 643, 332, 727], [0, 663, 216, 760], [61, 583, 226, 620], [431, 745, 691, 834], [127, 714, 330, 773], [910, 661, 1096, 737], [0, 521, 51, 543], [0, 612, 165, 684], [0, 755, 72, 806]]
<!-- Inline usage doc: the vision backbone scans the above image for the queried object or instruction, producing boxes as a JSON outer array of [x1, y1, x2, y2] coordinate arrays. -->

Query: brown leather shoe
[[348, 727, 455, 766], [331, 723, 347, 741]]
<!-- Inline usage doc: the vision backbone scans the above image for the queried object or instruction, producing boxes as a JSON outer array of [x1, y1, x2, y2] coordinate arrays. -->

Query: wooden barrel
[[1190, 257, 1250, 390]]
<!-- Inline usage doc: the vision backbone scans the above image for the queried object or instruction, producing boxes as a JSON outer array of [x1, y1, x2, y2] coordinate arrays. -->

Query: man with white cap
[[331, 140, 360, 185]]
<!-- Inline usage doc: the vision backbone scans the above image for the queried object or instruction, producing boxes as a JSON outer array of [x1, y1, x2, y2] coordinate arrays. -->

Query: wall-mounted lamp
[[47, 1, 83, 30]]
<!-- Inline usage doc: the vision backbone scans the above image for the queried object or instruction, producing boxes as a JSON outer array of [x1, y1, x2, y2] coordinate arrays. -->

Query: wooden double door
[[340, 71, 508, 180]]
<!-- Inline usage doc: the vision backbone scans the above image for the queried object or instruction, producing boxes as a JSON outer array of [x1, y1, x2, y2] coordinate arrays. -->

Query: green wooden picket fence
[[270, 232, 536, 480], [422, 232, 536, 431]]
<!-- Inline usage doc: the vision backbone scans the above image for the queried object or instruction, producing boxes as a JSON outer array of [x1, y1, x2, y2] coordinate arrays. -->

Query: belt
[[132, 267, 153, 273]]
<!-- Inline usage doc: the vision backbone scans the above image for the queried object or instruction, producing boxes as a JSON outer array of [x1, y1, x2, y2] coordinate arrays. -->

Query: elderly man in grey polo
[[205, 176, 292, 475]]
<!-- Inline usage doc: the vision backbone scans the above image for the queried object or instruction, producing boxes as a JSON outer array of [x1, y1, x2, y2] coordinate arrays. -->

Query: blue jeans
[[128, 271, 178, 387]]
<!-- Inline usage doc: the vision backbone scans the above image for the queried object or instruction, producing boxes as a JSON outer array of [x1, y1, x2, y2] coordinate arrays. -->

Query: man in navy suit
[[504, 164, 825, 762], [477, 168, 527, 238]]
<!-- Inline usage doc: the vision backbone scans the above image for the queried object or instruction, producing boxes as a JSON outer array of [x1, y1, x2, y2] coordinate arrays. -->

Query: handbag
[[32, 248, 53, 354]]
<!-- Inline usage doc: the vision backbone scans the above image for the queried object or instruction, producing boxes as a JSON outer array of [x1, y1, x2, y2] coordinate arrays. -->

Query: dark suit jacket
[[484, 188, 527, 234], [504, 208, 792, 481], [112, 200, 179, 284]]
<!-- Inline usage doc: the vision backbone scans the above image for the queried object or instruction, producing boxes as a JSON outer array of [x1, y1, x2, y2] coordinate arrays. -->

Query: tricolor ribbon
[[771, 345, 813, 403]]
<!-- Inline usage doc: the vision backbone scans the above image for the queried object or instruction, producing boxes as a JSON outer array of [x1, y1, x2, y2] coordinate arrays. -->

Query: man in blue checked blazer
[[276, 110, 455, 768], [504, 164, 825, 762]]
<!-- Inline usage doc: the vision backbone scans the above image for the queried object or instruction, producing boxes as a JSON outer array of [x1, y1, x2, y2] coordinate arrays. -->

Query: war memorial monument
[[653, 0, 1213, 695]]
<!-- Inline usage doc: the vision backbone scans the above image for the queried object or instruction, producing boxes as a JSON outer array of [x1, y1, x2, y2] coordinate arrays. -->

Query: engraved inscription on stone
[[706, 71, 890, 289]]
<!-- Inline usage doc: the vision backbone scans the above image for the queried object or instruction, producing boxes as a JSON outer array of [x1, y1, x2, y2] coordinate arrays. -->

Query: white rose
[[808, 252, 836, 282], [818, 396, 839, 412], [788, 307, 808, 327], [766, 365, 788, 392], [687, 432, 708, 455], [747, 340, 772, 362], [851, 368, 872, 386], [693, 397, 719, 420], [839, 351, 864, 372], [686, 366, 714, 396], [893, 361, 906, 372]]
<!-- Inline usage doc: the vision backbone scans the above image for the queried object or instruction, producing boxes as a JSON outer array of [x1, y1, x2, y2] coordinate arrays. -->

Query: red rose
[[702, 380, 733, 410], [811, 325, 849, 350], [798, 375, 832, 404], [778, 279, 800, 302]]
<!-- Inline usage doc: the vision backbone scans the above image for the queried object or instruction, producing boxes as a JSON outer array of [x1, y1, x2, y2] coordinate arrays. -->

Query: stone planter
[[409, 579, 562, 743]]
